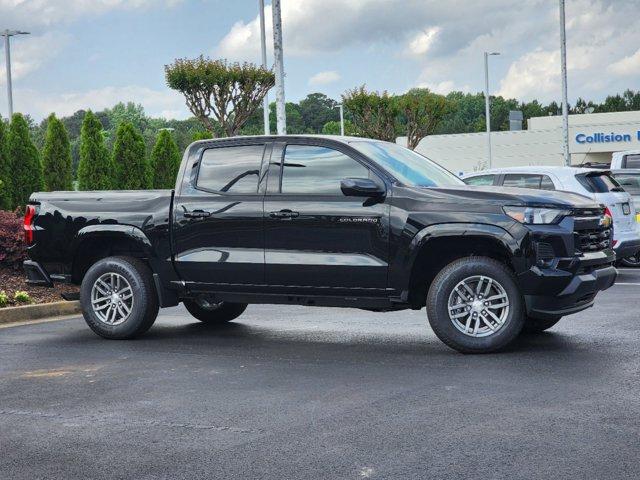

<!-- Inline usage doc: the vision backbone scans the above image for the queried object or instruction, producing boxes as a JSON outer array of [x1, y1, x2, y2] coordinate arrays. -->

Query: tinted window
[[349, 141, 463, 187], [281, 145, 368, 194], [624, 154, 640, 169], [613, 173, 640, 195], [575, 173, 623, 193], [540, 175, 555, 190], [503, 174, 545, 189], [465, 175, 495, 186], [197, 145, 264, 193]]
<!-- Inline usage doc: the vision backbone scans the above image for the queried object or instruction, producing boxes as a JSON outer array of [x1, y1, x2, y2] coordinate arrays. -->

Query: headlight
[[503, 206, 570, 224]]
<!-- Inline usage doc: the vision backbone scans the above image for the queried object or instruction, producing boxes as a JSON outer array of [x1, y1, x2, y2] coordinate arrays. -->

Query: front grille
[[573, 208, 611, 254]]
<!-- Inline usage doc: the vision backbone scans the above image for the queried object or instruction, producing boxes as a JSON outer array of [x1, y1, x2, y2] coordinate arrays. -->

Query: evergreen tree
[[77, 111, 112, 190], [0, 118, 11, 210], [150, 130, 181, 189], [41, 114, 73, 191], [112, 122, 149, 189], [6, 113, 43, 208]]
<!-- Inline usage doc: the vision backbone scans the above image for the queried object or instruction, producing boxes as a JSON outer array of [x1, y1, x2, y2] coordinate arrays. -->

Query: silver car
[[610, 169, 640, 266]]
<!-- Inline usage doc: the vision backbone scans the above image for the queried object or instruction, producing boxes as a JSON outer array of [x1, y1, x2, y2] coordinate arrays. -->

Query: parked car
[[463, 166, 640, 262], [611, 150, 640, 170], [23, 137, 617, 353], [610, 169, 640, 266]]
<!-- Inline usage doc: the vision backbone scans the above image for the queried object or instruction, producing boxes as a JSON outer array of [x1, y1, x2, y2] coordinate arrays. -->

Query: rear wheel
[[522, 316, 562, 333], [80, 256, 159, 339], [426, 256, 525, 354], [183, 298, 247, 324]]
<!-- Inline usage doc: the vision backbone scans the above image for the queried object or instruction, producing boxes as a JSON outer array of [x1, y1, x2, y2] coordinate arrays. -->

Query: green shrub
[[13, 291, 31, 304], [112, 122, 149, 189], [150, 130, 181, 189], [6, 113, 43, 207], [0, 291, 8, 308], [42, 114, 73, 191], [77, 111, 113, 190]]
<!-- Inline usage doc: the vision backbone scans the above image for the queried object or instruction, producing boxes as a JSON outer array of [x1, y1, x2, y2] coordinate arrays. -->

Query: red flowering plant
[[0, 210, 25, 270]]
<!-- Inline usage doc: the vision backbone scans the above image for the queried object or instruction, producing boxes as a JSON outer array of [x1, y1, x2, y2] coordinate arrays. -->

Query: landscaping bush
[[0, 209, 25, 270], [0, 291, 8, 308], [13, 291, 31, 303]]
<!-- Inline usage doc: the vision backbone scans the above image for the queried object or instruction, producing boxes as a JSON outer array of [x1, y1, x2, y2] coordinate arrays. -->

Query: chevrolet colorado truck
[[23, 136, 617, 353]]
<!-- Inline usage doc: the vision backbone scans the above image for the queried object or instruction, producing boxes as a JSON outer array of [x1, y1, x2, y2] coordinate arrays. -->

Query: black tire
[[522, 316, 562, 333], [619, 254, 640, 268], [80, 256, 159, 339], [426, 256, 525, 354], [183, 299, 247, 324]]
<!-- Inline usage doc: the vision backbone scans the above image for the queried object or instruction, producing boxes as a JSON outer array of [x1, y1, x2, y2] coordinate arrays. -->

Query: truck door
[[263, 141, 390, 294], [172, 141, 269, 290]]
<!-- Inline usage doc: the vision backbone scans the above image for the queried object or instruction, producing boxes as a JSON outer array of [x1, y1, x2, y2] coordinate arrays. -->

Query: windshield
[[350, 141, 464, 187]]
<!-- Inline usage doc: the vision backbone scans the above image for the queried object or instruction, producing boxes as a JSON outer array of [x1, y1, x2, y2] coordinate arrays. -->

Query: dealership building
[[410, 110, 640, 176]]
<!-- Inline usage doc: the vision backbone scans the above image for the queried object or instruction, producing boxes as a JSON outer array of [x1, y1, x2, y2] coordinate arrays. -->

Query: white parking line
[[614, 282, 640, 285], [617, 268, 640, 272]]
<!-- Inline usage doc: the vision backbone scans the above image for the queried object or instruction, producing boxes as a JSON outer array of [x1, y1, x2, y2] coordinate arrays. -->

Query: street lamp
[[559, 0, 571, 166], [258, 0, 270, 135], [1, 29, 30, 117], [484, 51, 500, 169]]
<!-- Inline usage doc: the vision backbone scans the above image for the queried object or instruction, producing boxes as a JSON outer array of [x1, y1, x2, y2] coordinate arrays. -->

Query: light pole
[[271, 0, 286, 135], [337, 104, 344, 136], [2, 29, 30, 117], [559, 0, 571, 166], [484, 51, 500, 169], [258, 0, 270, 135]]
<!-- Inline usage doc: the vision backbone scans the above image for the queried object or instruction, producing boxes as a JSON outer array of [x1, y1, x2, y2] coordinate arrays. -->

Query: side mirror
[[340, 178, 386, 198]]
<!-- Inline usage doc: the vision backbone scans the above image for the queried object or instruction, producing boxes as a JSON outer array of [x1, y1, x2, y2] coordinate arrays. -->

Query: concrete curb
[[0, 301, 81, 325]]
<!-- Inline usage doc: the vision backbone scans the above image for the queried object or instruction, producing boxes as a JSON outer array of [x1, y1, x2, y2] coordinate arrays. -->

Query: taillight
[[24, 205, 36, 244], [604, 207, 613, 228]]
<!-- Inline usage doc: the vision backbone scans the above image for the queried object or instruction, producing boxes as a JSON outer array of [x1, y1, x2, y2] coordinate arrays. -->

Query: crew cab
[[24, 136, 617, 353]]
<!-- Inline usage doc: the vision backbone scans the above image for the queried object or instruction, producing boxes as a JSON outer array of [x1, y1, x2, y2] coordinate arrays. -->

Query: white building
[[407, 110, 640, 176]]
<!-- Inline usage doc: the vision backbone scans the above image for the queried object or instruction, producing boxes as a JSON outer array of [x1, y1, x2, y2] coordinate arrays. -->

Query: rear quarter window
[[575, 173, 622, 193], [464, 175, 495, 186]]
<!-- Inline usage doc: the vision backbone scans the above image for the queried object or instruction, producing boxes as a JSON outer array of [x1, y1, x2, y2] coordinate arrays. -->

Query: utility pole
[[258, 0, 270, 135], [2, 29, 30, 117], [484, 51, 500, 169], [338, 104, 344, 136], [559, 0, 571, 166], [271, 0, 286, 134]]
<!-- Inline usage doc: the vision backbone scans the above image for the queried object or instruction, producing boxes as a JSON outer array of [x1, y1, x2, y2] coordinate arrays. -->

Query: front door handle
[[269, 209, 299, 219], [184, 209, 212, 219]]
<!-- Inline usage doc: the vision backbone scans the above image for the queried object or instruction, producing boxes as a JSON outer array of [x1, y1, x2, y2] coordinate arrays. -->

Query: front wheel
[[183, 298, 247, 324], [426, 256, 525, 354], [619, 254, 640, 268], [80, 256, 159, 339]]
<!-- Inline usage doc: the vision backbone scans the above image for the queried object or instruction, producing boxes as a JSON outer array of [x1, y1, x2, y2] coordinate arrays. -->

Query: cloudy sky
[[0, 0, 638, 121]]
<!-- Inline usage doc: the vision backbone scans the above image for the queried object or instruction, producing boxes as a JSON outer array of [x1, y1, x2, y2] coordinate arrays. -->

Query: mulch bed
[[0, 267, 79, 307]]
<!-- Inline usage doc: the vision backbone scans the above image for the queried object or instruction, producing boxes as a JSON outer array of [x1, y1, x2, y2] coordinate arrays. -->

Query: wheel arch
[[402, 223, 521, 309]]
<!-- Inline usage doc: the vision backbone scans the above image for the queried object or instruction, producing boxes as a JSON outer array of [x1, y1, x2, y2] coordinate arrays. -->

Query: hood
[[405, 185, 599, 209]]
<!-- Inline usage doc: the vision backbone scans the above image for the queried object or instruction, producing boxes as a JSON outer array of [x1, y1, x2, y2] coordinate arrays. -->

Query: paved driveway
[[1, 269, 640, 479]]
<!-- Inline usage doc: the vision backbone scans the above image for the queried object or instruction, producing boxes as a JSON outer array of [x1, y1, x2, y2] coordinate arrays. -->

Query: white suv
[[463, 166, 640, 261]]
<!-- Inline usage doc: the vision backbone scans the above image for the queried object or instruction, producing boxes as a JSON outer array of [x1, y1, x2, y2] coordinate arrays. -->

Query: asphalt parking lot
[[2, 270, 640, 480]]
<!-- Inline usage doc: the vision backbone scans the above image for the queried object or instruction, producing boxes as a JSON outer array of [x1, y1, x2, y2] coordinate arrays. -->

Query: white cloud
[[0, 0, 184, 26], [407, 27, 441, 56], [609, 48, 640, 76], [0, 32, 70, 85], [14, 85, 189, 120], [309, 71, 341, 86], [498, 50, 560, 100]]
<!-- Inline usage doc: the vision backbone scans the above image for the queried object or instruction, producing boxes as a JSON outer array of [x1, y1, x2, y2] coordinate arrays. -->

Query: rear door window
[[464, 175, 495, 186], [613, 173, 640, 195], [503, 174, 546, 189], [197, 145, 265, 194]]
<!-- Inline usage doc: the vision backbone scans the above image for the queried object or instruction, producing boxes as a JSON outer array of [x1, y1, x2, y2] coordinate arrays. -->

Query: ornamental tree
[[42, 114, 73, 191], [397, 89, 449, 150], [342, 86, 399, 142], [77, 111, 113, 190], [6, 113, 43, 208], [165, 56, 275, 137], [150, 130, 181, 189], [112, 122, 149, 190], [0, 118, 11, 209]]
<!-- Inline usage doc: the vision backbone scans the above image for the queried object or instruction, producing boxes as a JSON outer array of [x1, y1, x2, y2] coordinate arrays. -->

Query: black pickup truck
[[24, 136, 617, 353]]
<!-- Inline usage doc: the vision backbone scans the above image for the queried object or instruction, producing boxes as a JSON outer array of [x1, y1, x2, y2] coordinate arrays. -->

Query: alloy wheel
[[91, 272, 134, 326]]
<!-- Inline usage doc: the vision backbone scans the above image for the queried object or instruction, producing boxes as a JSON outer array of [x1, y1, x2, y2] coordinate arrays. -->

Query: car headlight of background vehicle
[[503, 206, 571, 224]]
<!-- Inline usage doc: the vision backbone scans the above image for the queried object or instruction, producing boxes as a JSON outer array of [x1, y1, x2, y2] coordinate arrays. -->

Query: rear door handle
[[269, 209, 299, 219], [184, 209, 212, 219]]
